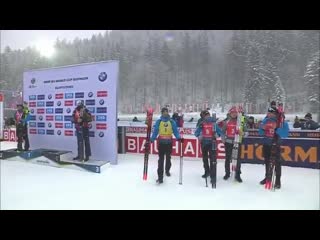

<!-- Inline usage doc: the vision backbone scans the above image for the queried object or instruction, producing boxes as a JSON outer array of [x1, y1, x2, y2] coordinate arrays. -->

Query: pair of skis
[[265, 102, 285, 190], [142, 108, 184, 185], [230, 106, 245, 179], [142, 108, 154, 181]]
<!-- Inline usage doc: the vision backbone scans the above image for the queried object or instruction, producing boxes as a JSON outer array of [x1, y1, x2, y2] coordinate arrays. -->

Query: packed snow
[[1, 141, 319, 210]]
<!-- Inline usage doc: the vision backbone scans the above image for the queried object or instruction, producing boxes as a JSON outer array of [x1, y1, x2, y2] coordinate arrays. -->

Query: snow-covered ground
[[1, 141, 319, 210]]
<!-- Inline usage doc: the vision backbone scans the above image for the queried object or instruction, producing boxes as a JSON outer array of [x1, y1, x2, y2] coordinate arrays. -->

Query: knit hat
[[305, 113, 312, 119], [268, 107, 278, 113], [161, 107, 169, 113], [203, 110, 210, 116], [229, 106, 237, 114]]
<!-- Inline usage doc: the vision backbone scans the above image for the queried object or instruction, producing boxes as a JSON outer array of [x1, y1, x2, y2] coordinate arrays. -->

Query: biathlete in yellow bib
[[150, 107, 183, 184]]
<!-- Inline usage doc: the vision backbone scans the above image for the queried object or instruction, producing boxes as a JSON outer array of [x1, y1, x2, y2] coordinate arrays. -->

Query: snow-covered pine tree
[[304, 51, 320, 114]]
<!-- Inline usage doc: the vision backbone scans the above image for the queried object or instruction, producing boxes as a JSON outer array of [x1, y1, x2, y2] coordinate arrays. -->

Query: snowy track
[[1, 142, 319, 210]]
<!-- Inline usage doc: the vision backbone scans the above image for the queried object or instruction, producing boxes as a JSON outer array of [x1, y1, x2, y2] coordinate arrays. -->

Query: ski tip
[[143, 174, 147, 180], [147, 107, 154, 114], [265, 181, 272, 190]]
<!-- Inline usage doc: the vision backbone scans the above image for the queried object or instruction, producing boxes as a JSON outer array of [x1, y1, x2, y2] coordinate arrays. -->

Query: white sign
[[23, 61, 119, 164]]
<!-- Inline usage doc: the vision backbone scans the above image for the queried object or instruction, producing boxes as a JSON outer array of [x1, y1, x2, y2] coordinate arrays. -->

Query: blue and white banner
[[23, 61, 119, 164]]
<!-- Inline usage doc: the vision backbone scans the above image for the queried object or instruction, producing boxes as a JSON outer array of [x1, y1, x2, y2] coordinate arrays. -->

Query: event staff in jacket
[[71, 101, 92, 161]]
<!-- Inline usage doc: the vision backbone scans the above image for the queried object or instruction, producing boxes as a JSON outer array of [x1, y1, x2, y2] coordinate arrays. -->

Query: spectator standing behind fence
[[300, 113, 320, 130]]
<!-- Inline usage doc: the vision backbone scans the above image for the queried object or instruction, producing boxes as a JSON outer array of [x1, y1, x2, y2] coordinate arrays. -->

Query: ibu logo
[[88, 123, 93, 129], [39, 115, 43, 121], [31, 109, 34, 114], [99, 99, 104, 105], [57, 101, 61, 106], [48, 94, 52, 99], [48, 122, 52, 128], [31, 78, 36, 84], [66, 108, 71, 114], [88, 92, 93, 98], [57, 130, 62, 135], [98, 72, 107, 82]]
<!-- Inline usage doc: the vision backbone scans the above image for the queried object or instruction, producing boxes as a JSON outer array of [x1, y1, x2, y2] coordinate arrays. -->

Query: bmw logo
[[99, 99, 104, 105], [89, 123, 92, 129], [39, 116, 43, 121], [31, 109, 34, 114], [31, 78, 36, 84], [99, 132, 104, 137], [48, 123, 52, 128], [98, 72, 107, 82], [48, 94, 52, 99], [88, 92, 93, 98], [66, 108, 71, 113], [57, 130, 61, 135], [57, 101, 61, 106]]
